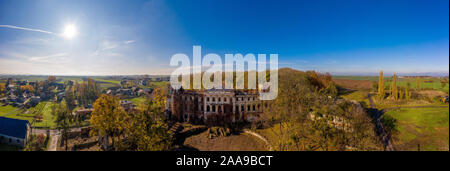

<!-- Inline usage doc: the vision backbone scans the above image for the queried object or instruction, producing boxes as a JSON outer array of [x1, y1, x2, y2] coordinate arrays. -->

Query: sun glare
[[63, 24, 77, 39]]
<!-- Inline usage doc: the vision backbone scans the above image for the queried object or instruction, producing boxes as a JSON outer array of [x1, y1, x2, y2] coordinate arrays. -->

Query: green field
[[129, 97, 147, 106], [93, 78, 121, 85], [0, 105, 22, 117], [3, 102, 57, 128], [149, 81, 169, 88], [383, 107, 449, 151], [340, 90, 371, 108]]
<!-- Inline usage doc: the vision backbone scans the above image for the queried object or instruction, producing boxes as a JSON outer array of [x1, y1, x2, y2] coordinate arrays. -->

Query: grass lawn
[[340, 90, 371, 108], [129, 97, 147, 105], [93, 78, 121, 89], [0, 105, 21, 117], [383, 107, 449, 151], [4, 102, 57, 128], [93, 78, 121, 85], [149, 81, 169, 88]]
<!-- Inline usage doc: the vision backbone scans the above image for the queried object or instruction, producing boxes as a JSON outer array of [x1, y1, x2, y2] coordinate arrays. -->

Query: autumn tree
[[21, 85, 35, 93], [416, 77, 421, 90], [48, 76, 57, 82], [90, 94, 127, 149], [378, 70, 385, 99], [0, 84, 5, 95], [405, 87, 411, 101], [75, 78, 100, 107], [125, 98, 173, 151]]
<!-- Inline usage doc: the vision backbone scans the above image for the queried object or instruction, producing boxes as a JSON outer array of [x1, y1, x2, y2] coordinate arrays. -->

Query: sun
[[62, 24, 77, 39]]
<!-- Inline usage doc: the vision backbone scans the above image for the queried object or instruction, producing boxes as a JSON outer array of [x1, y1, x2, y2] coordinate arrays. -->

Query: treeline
[[258, 68, 381, 151], [72, 78, 100, 107]]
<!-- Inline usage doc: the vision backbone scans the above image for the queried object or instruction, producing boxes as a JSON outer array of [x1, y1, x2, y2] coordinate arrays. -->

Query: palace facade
[[165, 86, 268, 125]]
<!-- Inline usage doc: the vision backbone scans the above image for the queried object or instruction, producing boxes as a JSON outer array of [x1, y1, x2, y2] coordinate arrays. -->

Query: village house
[[73, 108, 93, 121], [0, 117, 31, 147], [121, 100, 135, 112]]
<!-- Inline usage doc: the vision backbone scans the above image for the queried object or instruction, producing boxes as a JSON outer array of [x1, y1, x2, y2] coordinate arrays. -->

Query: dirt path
[[243, 130, 273, 151]]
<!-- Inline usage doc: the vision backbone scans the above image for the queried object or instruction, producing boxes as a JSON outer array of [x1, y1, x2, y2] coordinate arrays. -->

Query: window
[[253, 105, 256, 111], [224, 98, 227, 102], [207, 97, 210, 102], [241, 106, 244, 112], [213, 98, 215, 102], [16, 139, 20, 143], [207, 106, 210, 112], [218, 97, 221, 102], [236, 106, 239, 112], [247, 105, 250, 111], [212, 106, 216, 112]]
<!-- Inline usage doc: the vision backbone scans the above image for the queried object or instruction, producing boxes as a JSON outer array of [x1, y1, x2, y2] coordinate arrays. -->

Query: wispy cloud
[[124, 40, 135, 44], [28, 53, 69, 62], [0, 25, 55, 35]]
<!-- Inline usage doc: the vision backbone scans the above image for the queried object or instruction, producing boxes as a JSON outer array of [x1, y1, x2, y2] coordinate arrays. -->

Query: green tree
[[52, 102, 72, 151]]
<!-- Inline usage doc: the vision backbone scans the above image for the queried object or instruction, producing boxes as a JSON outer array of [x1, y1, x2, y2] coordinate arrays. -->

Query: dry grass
[[183, 131, 269, 151]]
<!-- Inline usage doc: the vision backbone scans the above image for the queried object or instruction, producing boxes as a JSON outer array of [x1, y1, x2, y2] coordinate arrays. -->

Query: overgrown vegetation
[[256, 68, 382, 151]]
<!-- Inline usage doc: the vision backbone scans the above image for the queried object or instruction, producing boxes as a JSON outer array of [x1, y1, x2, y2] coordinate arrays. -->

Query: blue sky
[[0, 0, 448, 75]]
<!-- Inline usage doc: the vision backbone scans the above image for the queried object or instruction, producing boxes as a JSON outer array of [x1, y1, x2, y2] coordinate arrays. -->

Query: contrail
[[0, 25, 55, 35]]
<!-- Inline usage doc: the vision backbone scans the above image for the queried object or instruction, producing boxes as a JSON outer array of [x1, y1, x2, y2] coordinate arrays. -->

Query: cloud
[[28, 53, 69, 62], [124, 40, 135, 44], [0, 25, 55, 35]]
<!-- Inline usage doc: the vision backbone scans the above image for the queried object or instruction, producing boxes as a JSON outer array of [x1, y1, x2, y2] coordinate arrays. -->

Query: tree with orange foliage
[[48, 76, 57, 82], [20, 85, 35, 93]]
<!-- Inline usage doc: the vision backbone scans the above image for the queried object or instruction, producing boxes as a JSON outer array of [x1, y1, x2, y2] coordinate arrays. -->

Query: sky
[[0, 0, 448, 76]]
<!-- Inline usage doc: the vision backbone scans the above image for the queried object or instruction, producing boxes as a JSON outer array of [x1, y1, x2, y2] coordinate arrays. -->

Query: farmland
[[334, 76, 449, 93]]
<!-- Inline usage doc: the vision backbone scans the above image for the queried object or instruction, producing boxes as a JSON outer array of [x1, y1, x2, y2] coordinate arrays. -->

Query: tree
[[399, 89, 404, 100], [0, 84, 5, 94], [416, 77, 421, 90], [405, 87, 411, 101], [65, 85, 76, 112], [48, 76, 57, 82], [392, 73, 398, 100], [378, 70, 385, 99], [20, 85, 35, 93], [90, 94, 127, 149], [125, 98, 173, 151], [52, 102, 72, 151], [441, 81, 447, 90]]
